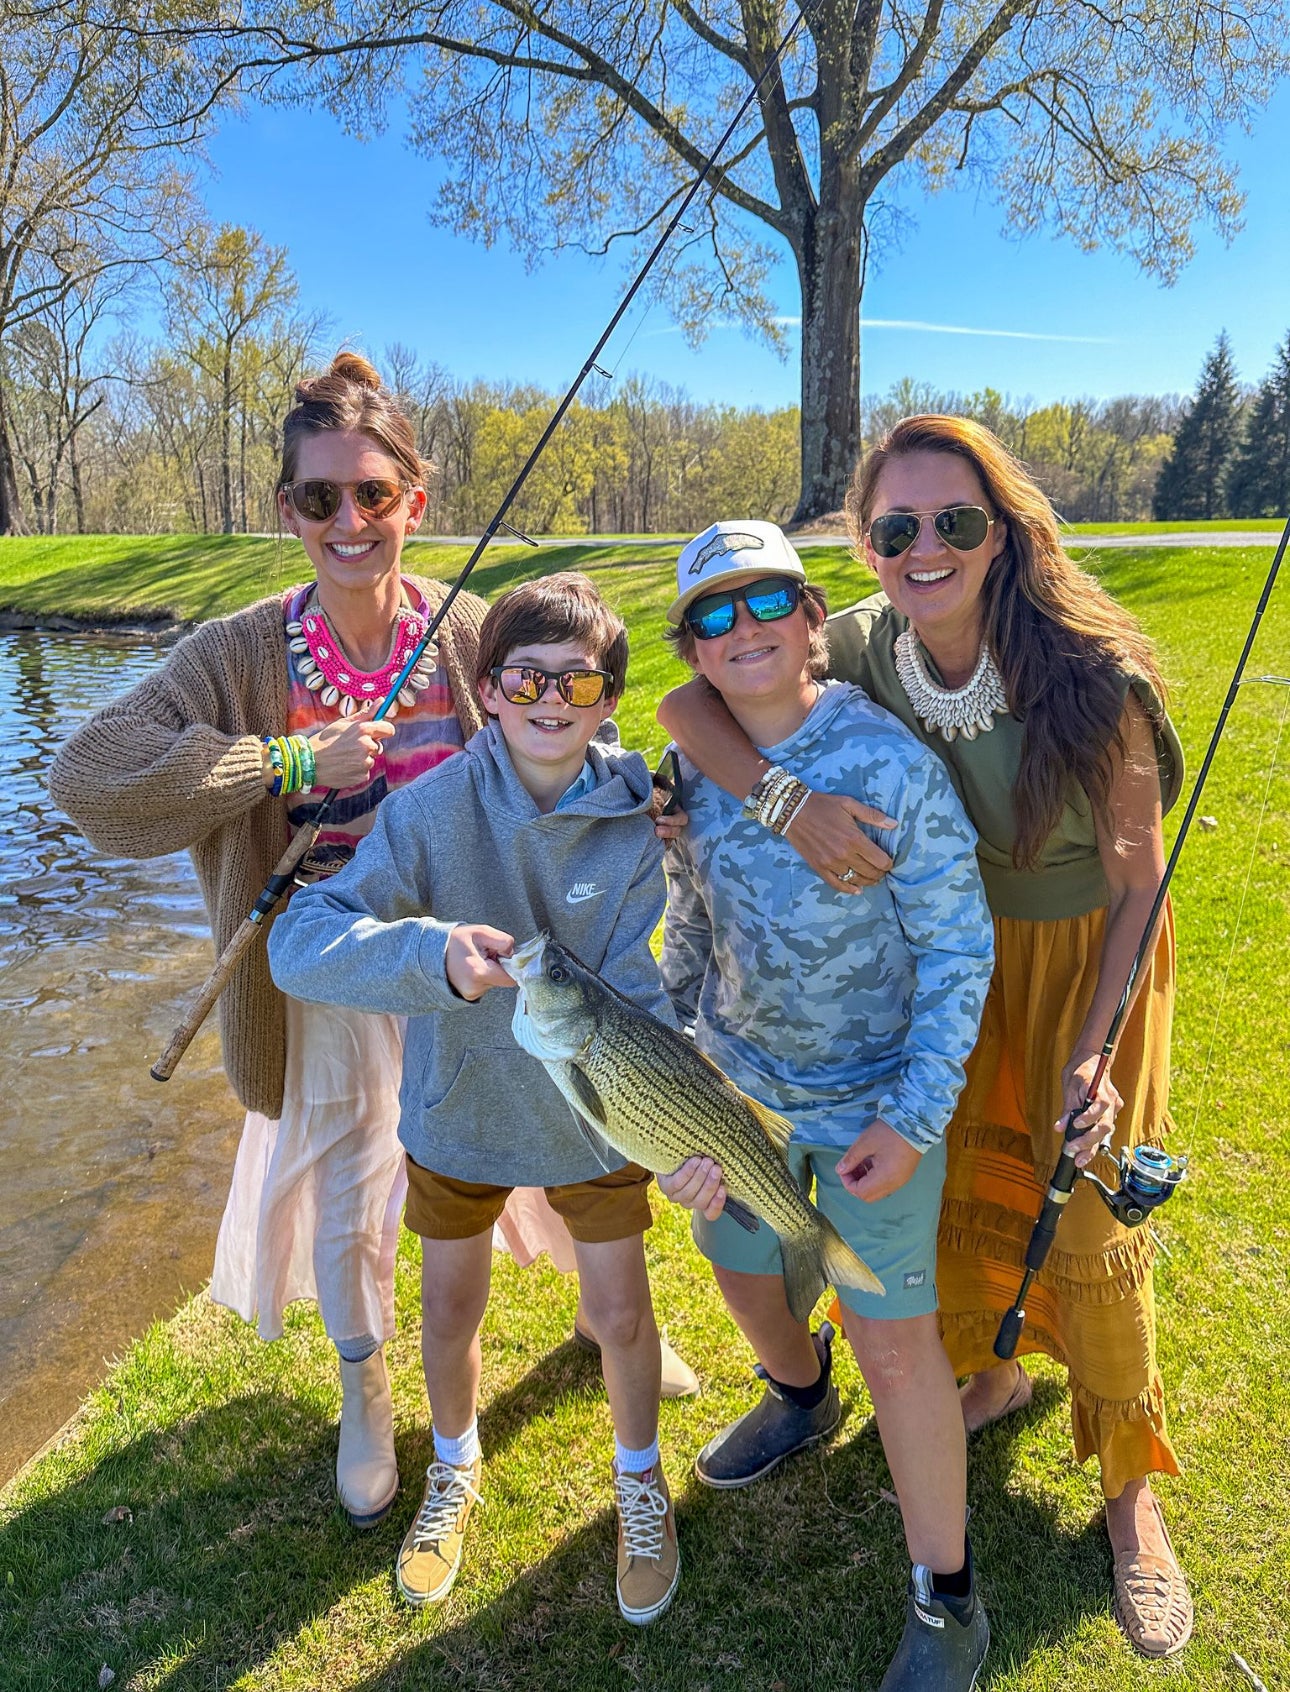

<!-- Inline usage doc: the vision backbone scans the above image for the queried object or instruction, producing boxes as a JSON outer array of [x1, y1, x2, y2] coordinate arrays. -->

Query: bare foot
[[1106, 1478, 1173, 1561], [958, 1360, 1031, 1433]]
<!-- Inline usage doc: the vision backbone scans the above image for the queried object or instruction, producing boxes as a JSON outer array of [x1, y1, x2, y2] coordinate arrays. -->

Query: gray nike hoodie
[[268, 721, 672, 1185]]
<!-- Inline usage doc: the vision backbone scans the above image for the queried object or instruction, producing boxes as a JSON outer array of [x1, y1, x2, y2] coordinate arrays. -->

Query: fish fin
[[780, 1235, 828, 1325], [818, 1216, 886, 1298], [561, 1065, 620, 1173], [566, 1062, 609, 1127], [722, 1195, 761, 1235], [739, 1092, 796, 1158]]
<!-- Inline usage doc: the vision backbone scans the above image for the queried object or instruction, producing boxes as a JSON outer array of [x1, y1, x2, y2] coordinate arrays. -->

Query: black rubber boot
[[878, 1560, 989, 1691], [694, 1323, 840, 1488]]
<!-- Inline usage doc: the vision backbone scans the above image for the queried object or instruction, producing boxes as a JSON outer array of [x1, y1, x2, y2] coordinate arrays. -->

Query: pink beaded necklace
[[286, 597, 437, 718]]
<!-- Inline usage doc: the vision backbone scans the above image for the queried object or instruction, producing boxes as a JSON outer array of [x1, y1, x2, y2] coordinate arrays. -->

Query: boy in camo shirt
[[657, 521, 994, 1692]]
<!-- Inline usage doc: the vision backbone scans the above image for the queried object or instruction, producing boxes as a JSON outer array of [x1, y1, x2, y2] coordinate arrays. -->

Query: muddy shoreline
[[0, 609, 189, 641]]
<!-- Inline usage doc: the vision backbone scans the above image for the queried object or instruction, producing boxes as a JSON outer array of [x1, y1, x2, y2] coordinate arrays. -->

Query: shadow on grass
[[350, 1372, 1109, 1692], [0, 538, 287, 624], [0, 1392, 396, 1692], [392, 1334, 610, 1482], [0, 1346, 1116, 1691]]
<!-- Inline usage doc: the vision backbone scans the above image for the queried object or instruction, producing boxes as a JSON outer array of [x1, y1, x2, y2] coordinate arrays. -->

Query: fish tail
[[780, 1234, 828, 1325], [818, 1216, 886, 1299]]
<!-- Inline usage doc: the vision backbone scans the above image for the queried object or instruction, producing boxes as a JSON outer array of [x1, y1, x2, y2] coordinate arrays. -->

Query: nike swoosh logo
[[566, 889, 604, 904]]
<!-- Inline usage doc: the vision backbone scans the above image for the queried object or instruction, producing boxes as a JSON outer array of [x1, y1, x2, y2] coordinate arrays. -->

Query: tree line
[[5, 247, 1289, 536]]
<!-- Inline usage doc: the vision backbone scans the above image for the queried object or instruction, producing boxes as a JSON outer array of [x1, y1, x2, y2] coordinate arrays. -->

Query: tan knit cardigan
[[48, 576, 488, 1117]]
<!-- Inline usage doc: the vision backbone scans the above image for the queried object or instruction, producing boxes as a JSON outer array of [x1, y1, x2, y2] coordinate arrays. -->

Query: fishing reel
[[994, 1140, 1189, 1360], [1080, 1143, 1188, 1227]]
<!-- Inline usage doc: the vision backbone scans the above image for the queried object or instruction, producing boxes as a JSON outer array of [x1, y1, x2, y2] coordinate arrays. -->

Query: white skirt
[[210, 996, 576, 1344]]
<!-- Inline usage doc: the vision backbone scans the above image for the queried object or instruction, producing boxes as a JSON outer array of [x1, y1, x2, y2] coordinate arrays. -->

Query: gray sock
[[335, 1334, 380, 1364]]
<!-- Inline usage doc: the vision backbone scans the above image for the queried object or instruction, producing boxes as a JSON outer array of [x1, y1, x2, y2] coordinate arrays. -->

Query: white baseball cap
[[668, 519, 806, 625]]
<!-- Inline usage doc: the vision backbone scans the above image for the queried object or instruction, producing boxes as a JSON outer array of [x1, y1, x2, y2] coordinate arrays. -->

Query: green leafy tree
[[189, 0, 1288, 521], [1153, 333, 1243, 520], [1226, 334, 1290, 519], [166, 225, 300, 533]]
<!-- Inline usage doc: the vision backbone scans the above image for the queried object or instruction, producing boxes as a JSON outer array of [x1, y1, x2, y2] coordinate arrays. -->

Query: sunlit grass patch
[[1, 534, 1288, 1688]]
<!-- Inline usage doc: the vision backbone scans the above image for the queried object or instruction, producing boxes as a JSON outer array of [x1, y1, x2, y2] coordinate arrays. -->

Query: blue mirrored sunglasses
[[685, 575, 802, 641]]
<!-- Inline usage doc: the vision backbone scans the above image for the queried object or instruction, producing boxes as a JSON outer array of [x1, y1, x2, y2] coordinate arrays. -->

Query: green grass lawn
[[1, 536, 1288, 1690], [1065, 519, 1285, 535]]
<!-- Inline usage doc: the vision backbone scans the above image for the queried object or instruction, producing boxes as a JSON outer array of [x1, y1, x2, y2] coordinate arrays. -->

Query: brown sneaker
[[396, 1458, 483, 1608], [614, 1462, 680, 1625]]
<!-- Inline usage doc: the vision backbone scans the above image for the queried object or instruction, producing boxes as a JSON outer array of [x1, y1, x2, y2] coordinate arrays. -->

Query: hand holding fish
[[503, 933, 885, 1319], [658, 1155, 728, 1221], [837, 1120, 921, 1203], [445, 923, 518, 1001]]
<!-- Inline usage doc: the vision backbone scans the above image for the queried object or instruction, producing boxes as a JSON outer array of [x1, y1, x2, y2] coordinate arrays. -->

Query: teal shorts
[[691, 1135, 947, 1322]]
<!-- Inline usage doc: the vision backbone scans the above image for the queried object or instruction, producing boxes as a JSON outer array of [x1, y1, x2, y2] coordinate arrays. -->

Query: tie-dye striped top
[[282, 581, 467, 876]]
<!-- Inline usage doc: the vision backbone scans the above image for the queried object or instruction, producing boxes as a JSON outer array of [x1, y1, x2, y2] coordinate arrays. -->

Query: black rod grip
[[994, 1304, 1026, 1360]]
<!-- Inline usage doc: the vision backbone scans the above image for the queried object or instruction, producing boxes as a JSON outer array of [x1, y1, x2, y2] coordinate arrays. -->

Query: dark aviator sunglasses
[[281, 477, 411, 523], [866, 504, 993, 559], [684, 575, 802, 641]]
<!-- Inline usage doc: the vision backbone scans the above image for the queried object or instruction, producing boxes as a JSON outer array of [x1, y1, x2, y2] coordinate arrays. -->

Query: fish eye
[[547, 964, 566, 982]]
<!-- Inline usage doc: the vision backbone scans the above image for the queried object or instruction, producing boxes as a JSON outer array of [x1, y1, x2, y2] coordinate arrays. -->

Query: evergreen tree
[[1152, 333, 1243, 520], [1226, 333, 1290, 518]]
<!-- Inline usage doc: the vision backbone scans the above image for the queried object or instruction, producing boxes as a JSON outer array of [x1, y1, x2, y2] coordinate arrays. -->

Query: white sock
[[433, 1420, 481, 1468], [615, 1436, 660, 1475]]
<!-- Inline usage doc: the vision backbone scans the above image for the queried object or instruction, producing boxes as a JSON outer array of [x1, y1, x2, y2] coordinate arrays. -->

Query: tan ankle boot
[[337, 1351, 399, 1528]]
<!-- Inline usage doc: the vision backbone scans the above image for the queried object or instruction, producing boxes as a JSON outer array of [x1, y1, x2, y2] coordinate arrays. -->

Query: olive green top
[[825, 594, 1184, 922]]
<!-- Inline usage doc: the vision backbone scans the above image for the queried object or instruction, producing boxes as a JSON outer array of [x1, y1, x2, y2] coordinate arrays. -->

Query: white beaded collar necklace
[[893, 628, 1008, 742]]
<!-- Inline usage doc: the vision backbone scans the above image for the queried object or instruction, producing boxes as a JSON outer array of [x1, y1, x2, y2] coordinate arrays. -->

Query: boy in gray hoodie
[[269, 573, 680, 1626]]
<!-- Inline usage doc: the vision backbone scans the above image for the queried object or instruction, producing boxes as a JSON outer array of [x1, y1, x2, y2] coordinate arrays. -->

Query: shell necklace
[[286, 595, 438, 719], [894, 628, 1008, 742]]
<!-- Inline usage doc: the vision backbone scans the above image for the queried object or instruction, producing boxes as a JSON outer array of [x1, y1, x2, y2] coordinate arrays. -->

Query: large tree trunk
[[0, 387, 25, 535], [792, 185, 864, 525], [70, 439, 85, 532], [221, 348, 234, 534]]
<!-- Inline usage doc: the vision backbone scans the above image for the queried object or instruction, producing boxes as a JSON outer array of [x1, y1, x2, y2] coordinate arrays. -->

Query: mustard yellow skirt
[[937, 903, 1180, 1499]]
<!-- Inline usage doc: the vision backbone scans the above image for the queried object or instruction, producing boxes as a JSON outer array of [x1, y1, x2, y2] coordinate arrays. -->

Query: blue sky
[[197, 77, 1290, 411]]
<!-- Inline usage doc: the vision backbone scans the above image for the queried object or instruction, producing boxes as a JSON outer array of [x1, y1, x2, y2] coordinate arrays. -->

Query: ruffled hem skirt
[[210, 996, 576, 1344], [937, 903, 1181, 1499]]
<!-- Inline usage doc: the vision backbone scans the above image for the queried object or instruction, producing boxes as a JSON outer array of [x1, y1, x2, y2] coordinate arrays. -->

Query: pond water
[[0, 631, 242, 1483]]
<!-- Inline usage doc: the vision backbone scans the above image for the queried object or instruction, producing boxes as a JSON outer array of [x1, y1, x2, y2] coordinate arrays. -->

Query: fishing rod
[[994, 512, 1290, 1359], [150, 0, 820, 1084]]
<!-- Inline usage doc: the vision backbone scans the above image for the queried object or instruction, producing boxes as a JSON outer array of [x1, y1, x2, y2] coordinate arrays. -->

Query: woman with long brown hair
[[659, 415, 1192, 1661]]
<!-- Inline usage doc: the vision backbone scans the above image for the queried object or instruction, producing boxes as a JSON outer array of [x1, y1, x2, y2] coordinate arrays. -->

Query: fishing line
[[994, 513, 1290, 1357], [1185, 673, 1290, 1140], [151, 0, 823, 1083]]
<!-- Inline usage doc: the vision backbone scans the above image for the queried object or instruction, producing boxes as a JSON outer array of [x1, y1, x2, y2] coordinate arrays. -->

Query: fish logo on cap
[[687, 530, 766, 576]]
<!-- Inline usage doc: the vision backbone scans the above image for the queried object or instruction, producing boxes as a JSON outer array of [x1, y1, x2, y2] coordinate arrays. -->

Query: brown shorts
[[404, 1155, 654, 1244]]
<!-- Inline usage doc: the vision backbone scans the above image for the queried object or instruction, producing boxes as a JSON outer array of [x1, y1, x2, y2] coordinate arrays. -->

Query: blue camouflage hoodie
[[661, 682, 994, 1152]]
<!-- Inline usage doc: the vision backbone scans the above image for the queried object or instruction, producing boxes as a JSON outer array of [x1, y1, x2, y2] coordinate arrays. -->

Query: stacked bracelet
[[262, 734, 317, 797], [741, 763, 811, 837]]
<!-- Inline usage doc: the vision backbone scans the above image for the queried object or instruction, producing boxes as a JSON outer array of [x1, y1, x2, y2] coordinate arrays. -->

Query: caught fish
[[501, 933, 884, 1321]]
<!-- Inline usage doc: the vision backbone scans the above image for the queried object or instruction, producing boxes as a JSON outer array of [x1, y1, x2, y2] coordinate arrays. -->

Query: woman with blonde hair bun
[[51, 353, 699, 1531], [659, 415, 1193, 1663]]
